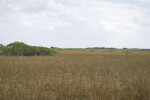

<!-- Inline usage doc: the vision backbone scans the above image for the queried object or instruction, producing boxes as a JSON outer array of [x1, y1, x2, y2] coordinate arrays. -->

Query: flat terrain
[[0, 50, 150, 100]]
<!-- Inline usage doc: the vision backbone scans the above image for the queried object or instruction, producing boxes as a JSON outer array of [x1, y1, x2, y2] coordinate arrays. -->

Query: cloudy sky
[[0, 0, 150, 48]]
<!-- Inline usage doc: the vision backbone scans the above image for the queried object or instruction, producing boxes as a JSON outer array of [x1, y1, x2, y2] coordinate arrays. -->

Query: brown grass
[[0, 51, 150, 100]]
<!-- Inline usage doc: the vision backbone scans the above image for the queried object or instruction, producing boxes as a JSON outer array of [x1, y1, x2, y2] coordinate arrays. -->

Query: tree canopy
[[0, 42, 57, 56]]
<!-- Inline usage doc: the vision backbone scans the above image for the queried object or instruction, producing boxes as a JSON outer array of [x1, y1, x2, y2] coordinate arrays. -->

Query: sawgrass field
[[0, 50, 150, 100]]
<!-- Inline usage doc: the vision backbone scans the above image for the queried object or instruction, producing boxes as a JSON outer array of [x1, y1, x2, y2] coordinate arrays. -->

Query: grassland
[[0, 50, 150, 100]]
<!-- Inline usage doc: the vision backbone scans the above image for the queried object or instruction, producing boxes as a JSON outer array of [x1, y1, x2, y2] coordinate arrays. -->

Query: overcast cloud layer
[[0, 0, 150, 48]]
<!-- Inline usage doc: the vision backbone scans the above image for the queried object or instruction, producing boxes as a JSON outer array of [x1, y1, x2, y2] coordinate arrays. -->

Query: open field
[[0, 50, 150, 100]]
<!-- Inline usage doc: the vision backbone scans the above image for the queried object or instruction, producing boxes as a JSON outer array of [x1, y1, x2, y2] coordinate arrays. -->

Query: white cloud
[[0, 0, 150, 48], [139, 0, 150, 3]]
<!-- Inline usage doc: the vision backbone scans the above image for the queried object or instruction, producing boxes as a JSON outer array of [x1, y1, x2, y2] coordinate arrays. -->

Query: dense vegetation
[[54, 47, 150, 52], [0, 42, 57, 56], [0, 51, 150, 100]]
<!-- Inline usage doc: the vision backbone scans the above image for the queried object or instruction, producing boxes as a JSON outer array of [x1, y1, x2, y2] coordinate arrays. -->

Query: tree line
[[0, 42, 57, 56]]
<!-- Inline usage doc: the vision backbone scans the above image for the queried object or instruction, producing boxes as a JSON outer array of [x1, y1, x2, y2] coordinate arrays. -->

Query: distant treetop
[[0, 41, 57, 56]]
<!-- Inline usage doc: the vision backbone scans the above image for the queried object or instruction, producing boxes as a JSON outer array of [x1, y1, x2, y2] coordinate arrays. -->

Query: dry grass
[[0, 50, 150, 100]]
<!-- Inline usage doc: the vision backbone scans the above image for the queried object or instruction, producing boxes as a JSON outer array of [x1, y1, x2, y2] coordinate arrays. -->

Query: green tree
[[7, 41, 28, 56], [0, 44, 8, 55], [1, 41, 57, 56]]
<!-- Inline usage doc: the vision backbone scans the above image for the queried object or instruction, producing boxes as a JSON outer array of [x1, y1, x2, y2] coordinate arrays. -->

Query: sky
[[0, 0, 150, 48]]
